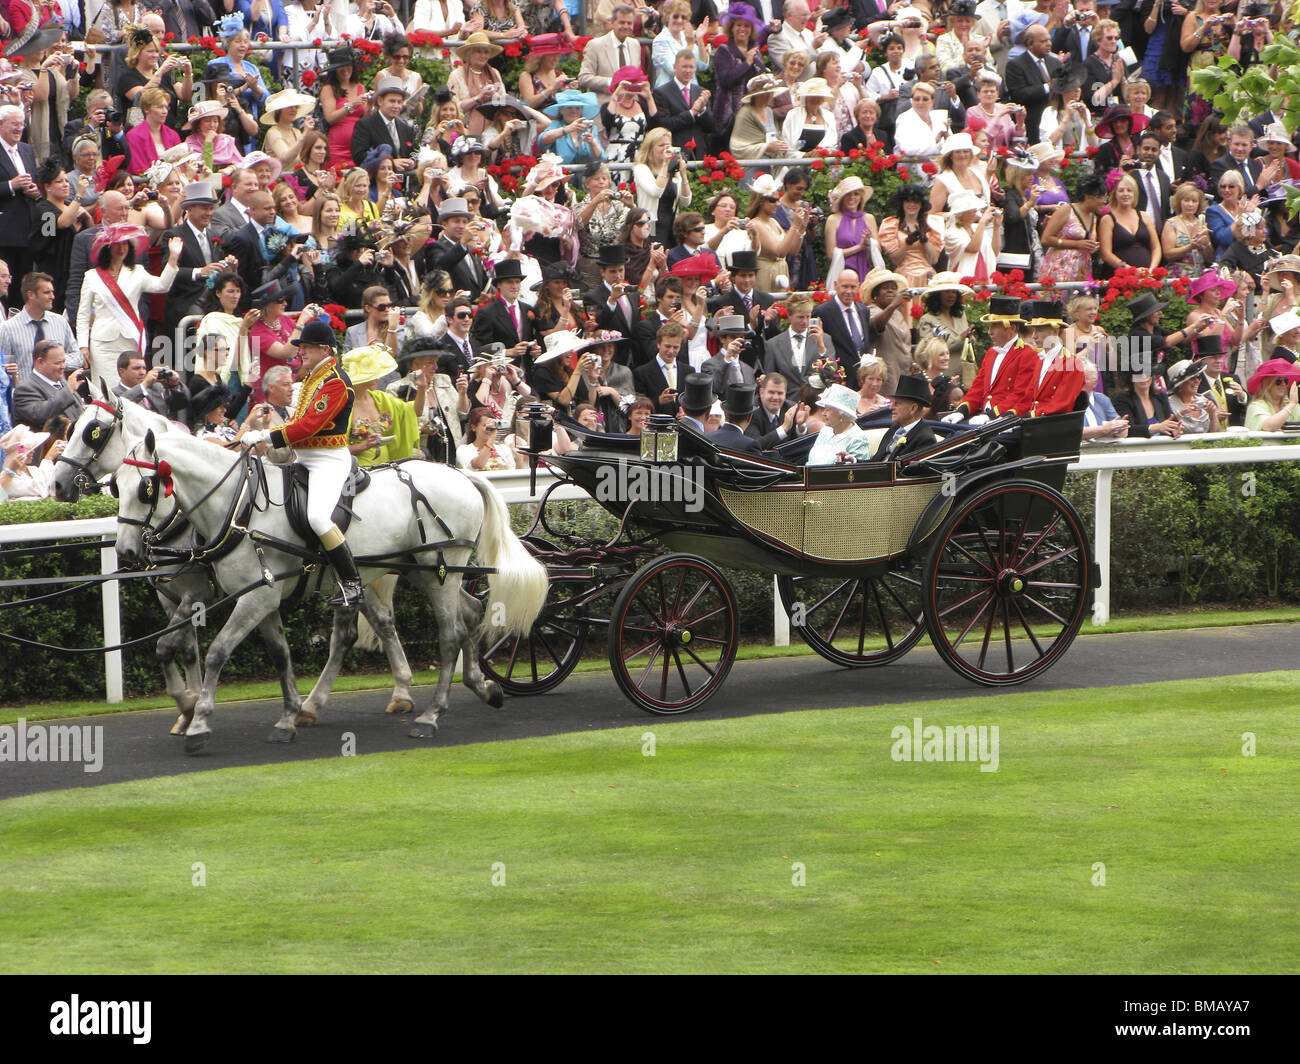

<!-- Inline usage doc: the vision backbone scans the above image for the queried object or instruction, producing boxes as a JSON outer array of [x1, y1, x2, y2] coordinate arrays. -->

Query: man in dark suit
[[220, 190, 277, 293], [706, 384, 762, 453], [12, 342, 85, 430], [428, 197, 488, 300], [632, 277, 686, 367], [745, 372, 810, 449], [1050, 0, 1099, 76], [871, 375, 937, 462], [435, 297, 484, 378], [1209, 124, 1278, 201], [701, 316, 760, 396], [652, 51, 716, 159], [588, 244, 643, 343], [1150, 111, 1191, 186], [0, 104, 40, 303], [471, 259, 535, 358], [1004, 24, 1062, 148], [350, 77, 420, 175], [813, 270, 872, 367], [1133, 132, 1172, 232], [633, 321, 693, 414], [163, 182, 231, 336], [708, 251, 779, 368]]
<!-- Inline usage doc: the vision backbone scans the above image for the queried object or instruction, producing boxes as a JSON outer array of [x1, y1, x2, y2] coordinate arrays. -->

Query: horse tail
[[355, 573, 398, 652], [464, 472, 547, 640]]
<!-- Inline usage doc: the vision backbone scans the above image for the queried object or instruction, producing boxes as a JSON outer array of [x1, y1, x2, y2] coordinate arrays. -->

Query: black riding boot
[[323, 541, 364, 607]]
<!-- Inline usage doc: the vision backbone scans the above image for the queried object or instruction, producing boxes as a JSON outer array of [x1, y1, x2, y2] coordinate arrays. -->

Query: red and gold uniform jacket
[[269, 357, 354, 450], [1031, 349, 1086, 418], [958, 341, 1040, 418]]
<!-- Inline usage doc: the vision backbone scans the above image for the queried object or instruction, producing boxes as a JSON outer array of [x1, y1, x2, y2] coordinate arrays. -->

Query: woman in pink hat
[[518, 32, 575, 110], [76, 227, 184, 383], [183, 99, 244, 174], [1244, 359, 1300, 431], [600, 66, 656, 164], [1184, 269, 1251, 357]]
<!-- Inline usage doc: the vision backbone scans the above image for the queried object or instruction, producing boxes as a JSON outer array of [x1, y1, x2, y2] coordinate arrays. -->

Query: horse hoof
[[184, 731, 210, 755], [295, 709, 318, 727], [486, 683, 504, 709], [386, 697, 415, 715], [409, 722, 438, 740], [267, 728, 297, 744], [170, 715, 189, 736]]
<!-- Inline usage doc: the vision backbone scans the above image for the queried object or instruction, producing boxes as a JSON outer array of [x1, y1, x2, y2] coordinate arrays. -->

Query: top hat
[[374, 76, 409, 98], [722, 383, 757, 419], [598, 244, 628, 267], [887, 373, 934, 408], [1021, 299, 1066, 327], [1126, 291, 1164, 322], [292, 318, 340, 349], [713, 314, 749, 336], [730, 250, 759, 272], [1194, 333, 1227, 358], [181, 180, 219, 206], [492, 258, 527, 281], [980, 294, 1024, 323], [679, 373, 717, 415], [438, 197, 473, 220]]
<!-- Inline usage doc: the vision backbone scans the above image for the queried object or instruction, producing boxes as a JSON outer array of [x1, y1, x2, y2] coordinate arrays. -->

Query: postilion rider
[[240, 318, 363, 607]]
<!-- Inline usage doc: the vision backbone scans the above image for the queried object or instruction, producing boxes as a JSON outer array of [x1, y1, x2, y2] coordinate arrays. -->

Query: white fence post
[[101, 540, 123, 703], [1092, 469, 1113, 627]]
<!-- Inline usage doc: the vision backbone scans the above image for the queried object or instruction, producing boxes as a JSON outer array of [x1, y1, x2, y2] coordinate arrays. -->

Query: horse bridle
[[56, 398, 123, 495]]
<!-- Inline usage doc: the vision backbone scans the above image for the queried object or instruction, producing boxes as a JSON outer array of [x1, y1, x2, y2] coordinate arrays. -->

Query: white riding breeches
[[294, 446, 353, 538]]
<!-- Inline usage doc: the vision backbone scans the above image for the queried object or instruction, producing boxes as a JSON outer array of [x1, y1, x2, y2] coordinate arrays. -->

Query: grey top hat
[[182, 181, 219, 206], [713, 314, 749, 336], [438, 197, 473, 220], [374, 75, 409, 97]]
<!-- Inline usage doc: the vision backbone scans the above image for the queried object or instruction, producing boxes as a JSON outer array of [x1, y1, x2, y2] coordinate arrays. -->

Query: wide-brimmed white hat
[[815, 383, 861, 419], [534, 329, 587, 365], [1269, 310, 1300, 337], [260, 88, 316, 124], [948, 188, 985, 214], [941, 131, 975, 158], [925, 271, 974, 297], [1257, 123, 1294, 152], [1029, 141, 1065, 166]]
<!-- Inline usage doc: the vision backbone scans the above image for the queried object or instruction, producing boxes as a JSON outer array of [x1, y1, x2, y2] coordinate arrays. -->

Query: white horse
[[54, 387, 424, 733], [114, 429, 547, 752]]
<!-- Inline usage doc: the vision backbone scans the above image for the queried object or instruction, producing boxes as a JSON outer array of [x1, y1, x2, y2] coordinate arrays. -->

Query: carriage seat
[[282, 459, 372, 544]]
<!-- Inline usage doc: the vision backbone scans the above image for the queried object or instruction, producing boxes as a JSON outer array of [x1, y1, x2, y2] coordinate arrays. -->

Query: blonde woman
[[1161, 182, 1213, 278], [410, 270, 455, 340], [273, 180, 312, 235], [338, 168, 380, 229], [1062, 293, 1109, 369], [633, 127, 691, 247], [780, 78, 838, 155], [825, 175, 879, 281], [448, 32, 506, 136], [856, 356, 890, 415], [1099, 173, 1160, 271], [893, 81, 949, 160], [746, 173, 809, 292], [929, 130, 990, 213], [518, 35, 575, 110], [651, 2, 713, 87]]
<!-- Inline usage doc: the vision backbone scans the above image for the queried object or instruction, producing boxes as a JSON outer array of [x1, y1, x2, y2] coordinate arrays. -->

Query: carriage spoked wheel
[[474, 537, 590, 696], [776, 561, 925, 668], [922, 480, 1091, 686], [608, 553, 739, 715]]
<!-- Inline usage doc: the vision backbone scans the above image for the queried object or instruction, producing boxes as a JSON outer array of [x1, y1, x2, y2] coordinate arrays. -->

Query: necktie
[[664, 361, 676, 391], [460, 338, 471, 362], [886, 429, 906, 458], [844, 305, 861, 351], [619, 42, 627, 66], [507, 302, 519, 335], [1036, 59, 1048, 84], [792, 334, 805, 371], [199, 228, 211, 264], [33, 318, 45, 349], [731, 362, 743, 384], [1241, 162, 1255, 193], [997, 2, 1007, 19], [742, 293, 752, 314], [682, 83, 691, 108], [1144, 170, 1161, 228], [619, 294, 631, 321], [388, 119, 400, 151]]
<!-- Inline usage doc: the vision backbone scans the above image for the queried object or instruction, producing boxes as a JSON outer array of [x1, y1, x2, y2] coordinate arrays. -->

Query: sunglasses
[[688, 225, 705, 233], [634, 219, 652, 225], [372, 303, 393, 312], [435, 288, 453, 296], [453, 311, 473, 319]]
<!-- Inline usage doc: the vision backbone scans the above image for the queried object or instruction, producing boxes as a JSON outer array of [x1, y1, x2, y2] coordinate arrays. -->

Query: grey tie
[[1036, 59, 1048, 84], [845, 306, 862, 351], [1144, 169, 1162, 228]]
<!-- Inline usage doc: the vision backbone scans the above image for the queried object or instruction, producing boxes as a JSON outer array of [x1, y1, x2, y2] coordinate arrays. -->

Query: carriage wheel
[[777, 562, 925, 668], [922, 480, 1091, 686], [608, 554, 738, 716], [474, 537, 589, 696]]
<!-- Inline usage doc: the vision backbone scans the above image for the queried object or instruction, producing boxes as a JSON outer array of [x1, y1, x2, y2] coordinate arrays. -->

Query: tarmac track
[[0, 622, 1292, 799]]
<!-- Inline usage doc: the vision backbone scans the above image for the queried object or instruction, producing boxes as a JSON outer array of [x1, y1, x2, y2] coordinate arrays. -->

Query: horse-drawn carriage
[[479, 408, 1097, 715]]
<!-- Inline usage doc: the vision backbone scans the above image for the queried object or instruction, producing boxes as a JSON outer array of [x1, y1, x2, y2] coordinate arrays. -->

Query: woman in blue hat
[[538, 88, 605, 169]]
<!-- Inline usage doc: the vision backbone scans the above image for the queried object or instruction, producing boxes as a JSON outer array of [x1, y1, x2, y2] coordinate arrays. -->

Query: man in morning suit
[[1004, 25, 1063, 151], [471, 258, 535, 358], [350, 77, 419, 175], [707, 250, 780, 369], [588, 244, 643, 341], [634, 321, 693, 414], [428, 197, 488, 300], [652, 51, 715, 160], [871, 374, 938, 462], [706, 383, 762, 453], [813, 270, 873, 368], [163, 182, 231, 336], [577, 6, 645, 105], [0, 104, 40, 301]]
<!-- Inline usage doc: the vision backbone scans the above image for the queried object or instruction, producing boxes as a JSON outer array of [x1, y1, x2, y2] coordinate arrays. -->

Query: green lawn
[[2, 673, 1298, 974]]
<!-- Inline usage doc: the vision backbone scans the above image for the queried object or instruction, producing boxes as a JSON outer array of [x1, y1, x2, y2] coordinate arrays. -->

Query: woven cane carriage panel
[[719, 480, 947, 562]]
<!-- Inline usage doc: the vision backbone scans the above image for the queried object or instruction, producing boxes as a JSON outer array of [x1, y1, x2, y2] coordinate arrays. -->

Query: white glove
[[941, 411, 965, 424], [242, 429, 272, 448], [966, 414, 990, 427]]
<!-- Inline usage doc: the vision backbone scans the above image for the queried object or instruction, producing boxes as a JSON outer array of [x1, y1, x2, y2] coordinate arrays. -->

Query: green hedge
[[4, 454, 1300, 705]]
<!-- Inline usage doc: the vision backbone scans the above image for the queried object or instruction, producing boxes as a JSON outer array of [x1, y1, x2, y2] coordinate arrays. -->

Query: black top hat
[[887, 374, 934, 407], [722, 383, 756, 419], [492, 258, 526, 281], [730, 250, 759, 272], [1021, 299, 1066, 326], [679, 372, 716, 416], [821, 7, 853, 31], [190, 385, 235, 421], [1195, 333, 1227, 358], [1126, 291, 1164, 323], [980, 294, 1024, 323], [251, 280, 289, 307], [598, 244, 628, 267], [292, 318, 340, 349]]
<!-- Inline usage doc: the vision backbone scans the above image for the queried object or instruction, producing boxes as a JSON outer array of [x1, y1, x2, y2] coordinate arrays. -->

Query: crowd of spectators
[[4, 0, 1300, 502]]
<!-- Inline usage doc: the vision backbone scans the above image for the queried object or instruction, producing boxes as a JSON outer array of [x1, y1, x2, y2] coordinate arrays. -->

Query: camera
[[145, 189, 158, 201], [106, 109, 124, 124], [288, 231, 312, 245]]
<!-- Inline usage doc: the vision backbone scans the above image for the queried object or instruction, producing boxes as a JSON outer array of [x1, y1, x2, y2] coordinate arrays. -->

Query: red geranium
[[685, 138, 697, 150], [910, 304, 924, 319], [711, 170, 725, 181], [301, 69, 317, 87], [504, 42, 522, 57], [921, 161, 937, 175], [811, 160, 824, 170]]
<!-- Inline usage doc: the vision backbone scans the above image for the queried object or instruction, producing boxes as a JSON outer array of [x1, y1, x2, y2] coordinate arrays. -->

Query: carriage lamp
[[641, 415, 679, 463], [522, 403, 553, 495]]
